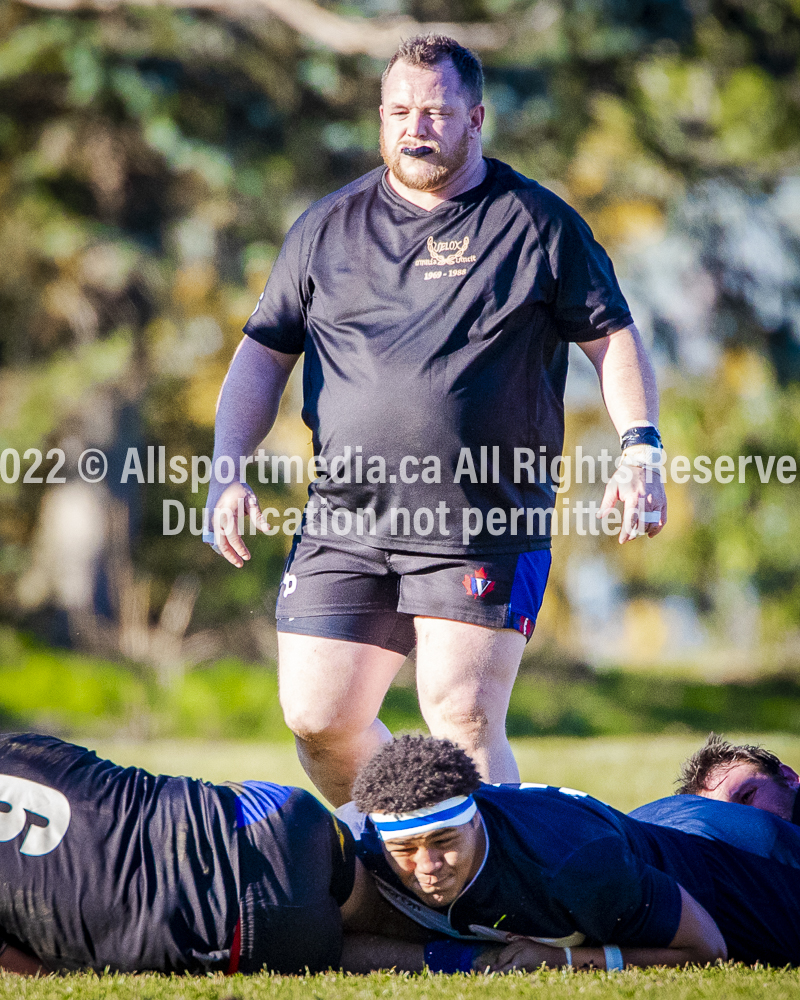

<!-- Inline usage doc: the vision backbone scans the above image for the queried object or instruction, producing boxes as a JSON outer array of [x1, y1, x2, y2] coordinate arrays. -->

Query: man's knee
[[279, 689, 378, 747], [422, 694, 498, 747], [281, 699, 343, 744]]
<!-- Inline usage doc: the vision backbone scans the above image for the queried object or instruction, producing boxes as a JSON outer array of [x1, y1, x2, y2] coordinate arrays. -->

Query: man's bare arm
[[491, 885, 726, 972], [341, 934, 427, 974], [340, 860, 430, 941], [206, 337, 300, 567], [578, 324, 659, 430], [0, 943, 47, 976], [578, 324, 667, 543]]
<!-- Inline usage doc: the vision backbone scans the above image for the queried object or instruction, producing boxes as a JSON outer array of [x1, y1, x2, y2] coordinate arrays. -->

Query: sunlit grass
[[90, 733, 800, 812], [4, 965, 800, 999]]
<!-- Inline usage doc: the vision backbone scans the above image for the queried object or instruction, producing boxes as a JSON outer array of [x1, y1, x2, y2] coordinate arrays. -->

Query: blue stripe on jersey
[[234, 781, 293, 828]]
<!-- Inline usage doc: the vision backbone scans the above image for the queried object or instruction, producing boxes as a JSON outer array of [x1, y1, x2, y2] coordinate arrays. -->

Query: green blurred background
[[1, 0, 800, 758]]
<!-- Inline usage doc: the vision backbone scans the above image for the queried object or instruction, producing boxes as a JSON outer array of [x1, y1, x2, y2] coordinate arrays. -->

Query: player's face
[[379, 59, 483, 193], [382, 818, 484, 907], [698, 761, 798, 820]]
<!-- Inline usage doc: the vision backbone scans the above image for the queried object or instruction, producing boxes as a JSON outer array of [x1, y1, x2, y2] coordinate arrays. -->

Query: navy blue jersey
[[629, 794, 800, 966], [340, 783, 800, 965], [244, 159, 632, 554], [0, 735, 354, 974], [630, 794, 800, 862]]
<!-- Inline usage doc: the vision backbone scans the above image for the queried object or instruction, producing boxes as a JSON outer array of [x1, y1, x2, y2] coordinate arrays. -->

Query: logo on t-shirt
[[415, 235, 477, 270], [463, 567, 495, 598]]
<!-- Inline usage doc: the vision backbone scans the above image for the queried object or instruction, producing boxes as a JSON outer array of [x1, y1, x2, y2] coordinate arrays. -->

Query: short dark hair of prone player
[[676, 732, 787, 795], [352, 734, 481, 814], [381, 34, 484, 107]]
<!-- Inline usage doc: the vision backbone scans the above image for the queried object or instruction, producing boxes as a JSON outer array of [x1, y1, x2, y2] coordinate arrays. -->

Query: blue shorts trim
[[506, 549, 552, 637], [233, 781, 293, 828]]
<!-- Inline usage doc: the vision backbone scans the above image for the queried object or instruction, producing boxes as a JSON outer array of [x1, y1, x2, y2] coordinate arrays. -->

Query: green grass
[[6, 965, 800, 999], [90, 732, 800, 812], [7, 630, 800, 743]]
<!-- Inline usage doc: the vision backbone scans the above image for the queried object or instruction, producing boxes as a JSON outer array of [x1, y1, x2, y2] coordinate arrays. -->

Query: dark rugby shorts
[[230, 782, 355, 974], [275, 531, 552, 656]]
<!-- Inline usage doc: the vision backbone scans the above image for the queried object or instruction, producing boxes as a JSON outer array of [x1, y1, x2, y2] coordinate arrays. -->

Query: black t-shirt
[[0, 734, 355, 974], [0, 734, 240, 973], [244, 159, 632, 553]]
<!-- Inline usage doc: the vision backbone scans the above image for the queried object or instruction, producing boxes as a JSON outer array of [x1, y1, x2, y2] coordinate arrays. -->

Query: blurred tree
[[1, 0, 799, 673]]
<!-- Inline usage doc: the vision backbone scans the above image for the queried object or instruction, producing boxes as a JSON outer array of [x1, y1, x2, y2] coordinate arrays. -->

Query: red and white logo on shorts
[[463, 567, 495, 599]]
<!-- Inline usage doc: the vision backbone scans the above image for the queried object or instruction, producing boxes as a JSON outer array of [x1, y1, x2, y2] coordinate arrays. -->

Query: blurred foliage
[[0, 0, 799, 674], [5, 631, 800, 739]]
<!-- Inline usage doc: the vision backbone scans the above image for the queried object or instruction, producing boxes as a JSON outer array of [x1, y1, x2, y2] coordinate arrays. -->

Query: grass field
[[91, 732, 800, 812], [12, 735, 800, 998], [7, 965, 800, 1000]]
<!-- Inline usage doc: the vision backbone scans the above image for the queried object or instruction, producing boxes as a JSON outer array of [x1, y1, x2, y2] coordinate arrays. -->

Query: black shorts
[[231, 783, 355, 974], [275, 531, 552, 656]]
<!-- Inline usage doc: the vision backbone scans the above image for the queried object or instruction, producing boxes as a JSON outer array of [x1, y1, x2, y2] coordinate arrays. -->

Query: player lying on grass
[[676, 732, 800, 821], [338, 735, 800, 972], [626, 732, 800, 858], [0, 732, 358, 975]]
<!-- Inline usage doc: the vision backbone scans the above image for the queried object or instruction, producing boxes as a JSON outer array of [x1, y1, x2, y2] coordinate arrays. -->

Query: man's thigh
[[278, 631, 405, 733], [415, 617, 527, 717]]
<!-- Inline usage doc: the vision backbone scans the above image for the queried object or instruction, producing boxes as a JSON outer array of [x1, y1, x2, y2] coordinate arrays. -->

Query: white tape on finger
[[642, 512, 661, 524]]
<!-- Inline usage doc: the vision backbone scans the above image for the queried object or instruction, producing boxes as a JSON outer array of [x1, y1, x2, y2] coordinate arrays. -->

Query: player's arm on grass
[[340, 934, 506, 974], [577, 324, 667, 543], [0, 942, 48, 976], [206, 337, 300, 567], [490, 885, 726, 972], [340, 859, 430, 940], [340, 860, 437, 974]]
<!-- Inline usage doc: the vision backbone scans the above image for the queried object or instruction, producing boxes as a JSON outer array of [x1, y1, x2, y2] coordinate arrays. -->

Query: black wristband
[[620, 426, 662, 451]]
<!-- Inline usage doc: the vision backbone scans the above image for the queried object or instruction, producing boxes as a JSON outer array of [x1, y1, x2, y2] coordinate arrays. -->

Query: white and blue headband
[[369, 794, 477, 841]]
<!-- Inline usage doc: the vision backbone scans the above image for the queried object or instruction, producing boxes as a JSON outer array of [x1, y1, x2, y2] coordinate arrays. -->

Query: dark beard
[[380, 124, 470, 192]]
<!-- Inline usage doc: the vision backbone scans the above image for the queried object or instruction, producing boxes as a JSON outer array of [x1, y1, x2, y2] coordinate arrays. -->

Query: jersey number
[[0, 774, 71, 855]]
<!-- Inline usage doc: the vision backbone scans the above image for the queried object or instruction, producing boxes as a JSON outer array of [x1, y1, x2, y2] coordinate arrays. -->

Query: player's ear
[[779, 763, 800, 786], [470, 104, 485, 132]]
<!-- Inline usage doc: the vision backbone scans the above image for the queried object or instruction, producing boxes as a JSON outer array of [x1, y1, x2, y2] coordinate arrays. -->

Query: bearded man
[[206, 35, 667, 805]]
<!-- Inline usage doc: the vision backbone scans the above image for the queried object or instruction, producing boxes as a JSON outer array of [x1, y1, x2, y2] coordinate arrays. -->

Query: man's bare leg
[[278, 632, 405, 806], [415, 618, 525, 782]]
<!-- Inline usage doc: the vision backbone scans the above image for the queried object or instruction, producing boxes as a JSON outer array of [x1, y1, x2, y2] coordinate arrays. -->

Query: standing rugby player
[[207, 34, 666, 805]]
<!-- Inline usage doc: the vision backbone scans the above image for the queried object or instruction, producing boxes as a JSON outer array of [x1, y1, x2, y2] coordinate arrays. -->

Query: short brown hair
[[382, 34, 484, 107], [676, 732, 786, 795]]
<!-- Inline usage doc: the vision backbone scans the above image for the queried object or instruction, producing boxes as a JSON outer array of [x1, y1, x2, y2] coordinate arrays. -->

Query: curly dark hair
[[382, 34, 484, 107], [352, 735, 481, 813], [676, 732, 786, 795]]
